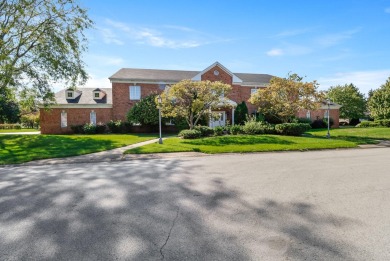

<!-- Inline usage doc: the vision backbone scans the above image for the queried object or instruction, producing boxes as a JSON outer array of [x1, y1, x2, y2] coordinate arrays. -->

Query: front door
[[209, 111, 226, 128]]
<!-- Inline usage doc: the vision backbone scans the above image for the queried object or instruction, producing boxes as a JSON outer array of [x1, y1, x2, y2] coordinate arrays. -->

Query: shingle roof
[[55, 88, 112, 104], [109, 68, 274, 86]]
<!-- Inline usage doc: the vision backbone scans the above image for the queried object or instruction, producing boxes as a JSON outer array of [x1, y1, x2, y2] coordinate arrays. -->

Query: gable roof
[[55, 88, 112, 105], [109, 65, 274, 86]]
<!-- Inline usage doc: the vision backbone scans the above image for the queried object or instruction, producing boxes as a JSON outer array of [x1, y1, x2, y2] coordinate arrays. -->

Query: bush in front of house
[[213, 126, 224, 136], [178, 129, 202, 139], [296, 117, 312, 124], [356, 119, 390, 128], [107, 120, 123, 133], [275, 123, 311, 136], [242, 120, 275, 134], [83, 123, 97, 134], [70, 124, 84, 134], [126, 94, 159, 126], [194, 125, 214, 137], [95, 123, 107, 134], [230, 125, 243, 135], [323, 117, 334, 128]]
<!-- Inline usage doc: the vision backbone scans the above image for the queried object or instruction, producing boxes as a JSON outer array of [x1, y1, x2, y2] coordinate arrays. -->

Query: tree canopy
[[127, 94, 159, 126], [159, 80, 232, 129], [0, 0, 93, 113], [326, 83, 366, 120], [249, 74, 324, 123], [368, 77, 390, 120]]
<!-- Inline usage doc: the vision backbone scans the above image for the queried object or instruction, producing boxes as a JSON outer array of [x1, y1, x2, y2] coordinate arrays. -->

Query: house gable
[[191, 62, 243, 84]]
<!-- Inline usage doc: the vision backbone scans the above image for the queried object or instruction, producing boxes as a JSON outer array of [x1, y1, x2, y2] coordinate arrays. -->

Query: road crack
[[160, 207, 180, 260]]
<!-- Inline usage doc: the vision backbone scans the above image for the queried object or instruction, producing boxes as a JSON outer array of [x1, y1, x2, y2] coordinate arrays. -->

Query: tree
[[368, 77, 390, 120], [326, 84, 366, 122], [249, 74, 324, 123], [0, 0, 93, 112], [127, 94, 159, 126], [234, 101, 248, 125], [160, 80, 232, 129], [0, 97, 20, 123]]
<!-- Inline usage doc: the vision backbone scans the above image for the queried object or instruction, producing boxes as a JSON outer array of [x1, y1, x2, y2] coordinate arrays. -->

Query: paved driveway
[[1, 148, 390, 260]]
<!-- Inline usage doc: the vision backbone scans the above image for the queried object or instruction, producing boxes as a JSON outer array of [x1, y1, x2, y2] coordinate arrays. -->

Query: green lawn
[[306, 127, 390, 144], [0, 134, 156, 165], [125, 135, 357, 154], [0, 129, 40, 133]]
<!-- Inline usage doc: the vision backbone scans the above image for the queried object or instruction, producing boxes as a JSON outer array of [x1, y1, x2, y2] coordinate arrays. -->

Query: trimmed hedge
[[230, 125, 243, 135], [194, 125, 214, 137], [242, 121, 275, 135], [275, 123, 311, 136], [356, 119, 390, 128], [179, 129, 202, 139], [0, 124, 22, 130]]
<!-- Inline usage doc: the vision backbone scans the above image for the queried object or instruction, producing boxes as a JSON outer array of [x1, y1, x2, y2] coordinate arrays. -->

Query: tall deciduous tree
[[249, 74, 324, 123], [368, 77, 390, 120], [326, 84, 366, 121], [127, 94, 159, 126], [0, 0, 93, 111], [160, 80, 232, 129]]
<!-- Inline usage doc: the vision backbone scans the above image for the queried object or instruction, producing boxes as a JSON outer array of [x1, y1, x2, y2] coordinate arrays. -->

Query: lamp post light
[[157, 95, 163, 144], [326, 99, 331, 139]]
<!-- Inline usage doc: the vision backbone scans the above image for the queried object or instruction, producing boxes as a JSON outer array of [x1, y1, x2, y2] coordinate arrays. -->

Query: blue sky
[[79, 0, 390, 95]]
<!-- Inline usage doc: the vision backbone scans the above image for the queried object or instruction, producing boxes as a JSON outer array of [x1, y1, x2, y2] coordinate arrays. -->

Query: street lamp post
[[157, 95, 163, 144], [326, 99, 331, 139]]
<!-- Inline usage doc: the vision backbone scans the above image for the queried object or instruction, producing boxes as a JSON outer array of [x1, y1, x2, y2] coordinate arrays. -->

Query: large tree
[[327, 83, 366, 121], [160, 80, 232, 129], [368, 77, 390, 120], [0, 0, 93, 111], [249, 74, 324, 123], [127, 94, 159, 126]]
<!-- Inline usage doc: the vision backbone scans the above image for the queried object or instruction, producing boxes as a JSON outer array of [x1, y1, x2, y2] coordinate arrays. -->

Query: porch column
[[232, 107, 235, 126]]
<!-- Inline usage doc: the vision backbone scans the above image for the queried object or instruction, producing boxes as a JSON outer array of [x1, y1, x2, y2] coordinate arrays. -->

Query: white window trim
[[90, 110, 96, 126], [129, 86, 141, 100], [306, 111, 311, 119], [61, 110, 67, 128], [251, 88, 258, 95]]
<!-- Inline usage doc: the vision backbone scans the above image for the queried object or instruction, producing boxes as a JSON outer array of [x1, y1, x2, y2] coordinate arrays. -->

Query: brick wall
[[297, 109, 340, 128], [201, 65, 233, 84], [40, 108, 112, 134], [112, 83, 163, 121]]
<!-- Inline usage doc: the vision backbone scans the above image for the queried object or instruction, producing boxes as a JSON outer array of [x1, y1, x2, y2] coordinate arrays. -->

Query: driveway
[[1, 148, 390, 260]]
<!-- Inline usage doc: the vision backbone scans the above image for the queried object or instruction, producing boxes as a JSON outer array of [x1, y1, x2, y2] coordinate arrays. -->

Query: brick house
[[40, 62, 340, 134]]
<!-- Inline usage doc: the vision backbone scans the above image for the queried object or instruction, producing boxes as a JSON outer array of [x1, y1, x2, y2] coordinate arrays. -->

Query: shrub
[[310, 119, 326, 129], [107, 120, 124, 133], [230, 125, 243, 135], [275, 123, 311, 136], [234, 101, 249, 125], [377, 119, 390, 127], [242, 120, 275, 135], [83, 123, 97, 134], [179, 129, 202, 139], [0, 124, 22, 129], [356, 120, 390, 128], [297, 117, 312, 124], [70, 125, 84, 134], [194, 125, 214, 137], [213, 126, 224, 136], [95, 123, 107, 134], [323, 117, 334, 128]]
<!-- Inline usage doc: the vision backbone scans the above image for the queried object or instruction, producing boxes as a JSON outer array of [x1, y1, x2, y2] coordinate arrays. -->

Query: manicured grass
[[125, 135, 357, 154], [0, 134, 156, 165], [306, 127, 390, 144], [0, 129, 39, 133]]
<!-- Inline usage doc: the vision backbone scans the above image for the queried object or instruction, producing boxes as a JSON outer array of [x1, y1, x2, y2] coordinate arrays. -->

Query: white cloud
[[104, 19, 215, 49], [272, 28, 312, 38], [316, 28, 361, 47], [99, 28, 124, 45], [318, 69, 390, 94], [385, 8, 390, 13], [266, 48, 284, 56]]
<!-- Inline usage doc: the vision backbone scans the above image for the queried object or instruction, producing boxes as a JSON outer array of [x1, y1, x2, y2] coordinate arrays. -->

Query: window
[[324, 110, 329, 118], [90, 110, 96, 126], [129, 86, 141, 100], [61, 111, 67, 128], [306, 111, 311, 119], [67, 91, 73, 98], [251, 88, 257, 95], [94, 92, 100, 98]]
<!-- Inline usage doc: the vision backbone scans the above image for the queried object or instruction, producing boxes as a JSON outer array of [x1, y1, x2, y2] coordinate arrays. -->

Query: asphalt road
[[1, 148, 390, 260]]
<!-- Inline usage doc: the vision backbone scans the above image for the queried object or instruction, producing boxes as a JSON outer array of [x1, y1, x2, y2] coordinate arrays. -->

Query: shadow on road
[[0, 160, 361, 260]]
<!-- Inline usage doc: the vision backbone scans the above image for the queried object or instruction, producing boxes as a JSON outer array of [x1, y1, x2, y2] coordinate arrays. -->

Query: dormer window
[[93, 88, 105, 100], [94, 91, 100, 99], [66, 90, 74, 99]]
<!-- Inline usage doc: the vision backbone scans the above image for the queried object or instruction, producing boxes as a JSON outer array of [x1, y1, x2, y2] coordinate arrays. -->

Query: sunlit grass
[[0, 134, 156, 165]]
